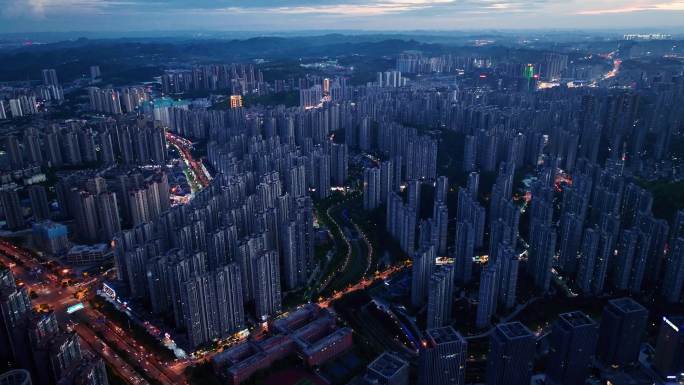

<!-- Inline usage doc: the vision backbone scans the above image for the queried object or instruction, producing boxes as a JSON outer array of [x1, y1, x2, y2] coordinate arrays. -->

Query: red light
[[479, 74, 487, 78]]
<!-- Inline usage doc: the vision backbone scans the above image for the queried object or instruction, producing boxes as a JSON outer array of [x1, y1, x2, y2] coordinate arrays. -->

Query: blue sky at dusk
[[0, 0, 683, 32]]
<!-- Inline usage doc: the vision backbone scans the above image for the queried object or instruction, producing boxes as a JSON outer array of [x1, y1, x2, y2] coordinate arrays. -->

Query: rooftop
[[559, 311, 595, 328], [427, 326, 465, 345], [68, 243, 110, 254], [609, 297, 647, 314], [497, 322, 534, 339], [367, 352, 408, 378]]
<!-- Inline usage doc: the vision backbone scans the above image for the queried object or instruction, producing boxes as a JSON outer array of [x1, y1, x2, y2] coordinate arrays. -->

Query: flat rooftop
[[497, 322, 533, 339], [609, 297, 647, 314], [427, 326, 465, 345], [368, 352, 407, 378], [559, 311, 595, 328]]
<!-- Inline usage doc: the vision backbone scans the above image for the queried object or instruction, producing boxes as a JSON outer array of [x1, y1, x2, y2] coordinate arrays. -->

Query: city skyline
[[1, 6, 684, 384]]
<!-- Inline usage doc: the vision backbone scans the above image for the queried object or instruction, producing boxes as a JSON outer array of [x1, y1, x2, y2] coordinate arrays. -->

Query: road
[[166, 132, 211, 191], [75, 306, 186, 385], [318, 263, 406, 308], [75, 323, 150, 385], [317, 199, 353, 293], [0, 240, 188, 385], [317, 194, 375, 294]]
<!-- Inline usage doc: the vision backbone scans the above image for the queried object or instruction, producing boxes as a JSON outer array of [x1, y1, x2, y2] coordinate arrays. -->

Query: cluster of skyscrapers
[[356, 296, 675, 385], [160, 64, 265, 96], [1, 35, 684, 385], [88, 86, 148, 115]]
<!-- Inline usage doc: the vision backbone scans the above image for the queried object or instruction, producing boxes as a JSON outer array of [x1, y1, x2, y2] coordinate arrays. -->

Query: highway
[[166, 132, 211, 190], [75, 323, 150, 385], [317, 263, 406, 308], [0, 240, 187, 385], [75, 306, 187, 385]]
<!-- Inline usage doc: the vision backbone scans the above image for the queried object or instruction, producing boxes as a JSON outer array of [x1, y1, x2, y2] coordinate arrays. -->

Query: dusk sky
[[0, 0, 683, 33]]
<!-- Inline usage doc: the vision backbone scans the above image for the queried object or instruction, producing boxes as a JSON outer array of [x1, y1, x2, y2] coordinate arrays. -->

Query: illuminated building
[[230, 95, 243, 108], [523, 64, 536, 90], [623, 33, 672, 40], [322, 78, 331, 94]]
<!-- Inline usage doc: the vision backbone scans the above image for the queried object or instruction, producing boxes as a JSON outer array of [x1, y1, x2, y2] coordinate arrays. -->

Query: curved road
[[318, 195, 373, 295]]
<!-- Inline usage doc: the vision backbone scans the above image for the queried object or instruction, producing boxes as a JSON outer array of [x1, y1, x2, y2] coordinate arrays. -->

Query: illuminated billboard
[[102, 283, 117, 299], [66, 302, 84, 314]]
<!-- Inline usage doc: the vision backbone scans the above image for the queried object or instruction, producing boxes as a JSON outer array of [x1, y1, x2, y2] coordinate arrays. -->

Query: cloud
[[206, 0, 545, 17], [226, 1, 457, 16], [577, 0, 684, 14], [1, 0, 139, 18], [1, 0, 548, 19], [1, 0, 682, 31]]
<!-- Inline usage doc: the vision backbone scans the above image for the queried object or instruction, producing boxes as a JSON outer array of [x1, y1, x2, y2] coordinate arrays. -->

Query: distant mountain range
[[0, 32, 681, 83]]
